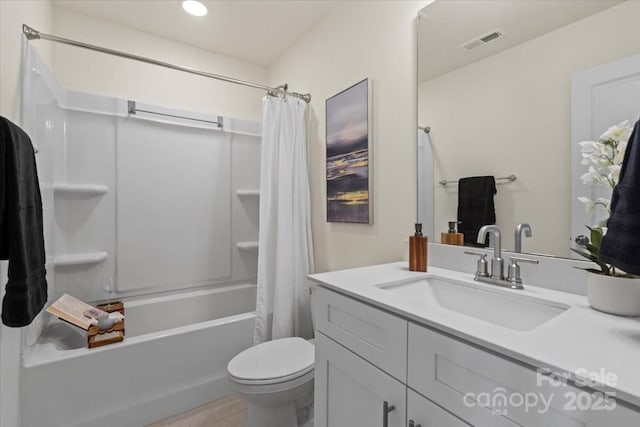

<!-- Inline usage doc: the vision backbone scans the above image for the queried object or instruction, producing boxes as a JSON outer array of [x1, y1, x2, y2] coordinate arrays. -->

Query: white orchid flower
[[580, 166, 604, 185], [579, 120, 631, 235], [599, 120, 631, 142], [595, 197, 611, 212], [580, 120, 631, 185], [578, 195, 612, 215], [581, 153, 591, 166], [577, 196, 591, 204], [608, 164, 622, 183], [596, 156, 611, 169], [614, 140, 628, 164], [619, 138, 629, 152], [578, 140, 597, 151], [578, 196, 595, 214], [580, 171, 598, 185]]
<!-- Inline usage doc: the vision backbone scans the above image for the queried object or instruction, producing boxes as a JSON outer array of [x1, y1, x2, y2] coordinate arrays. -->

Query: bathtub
[[21, 283, 256, 427]]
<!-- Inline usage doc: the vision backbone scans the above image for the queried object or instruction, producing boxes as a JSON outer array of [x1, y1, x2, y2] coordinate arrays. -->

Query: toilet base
[[236, 378, 314, 427], [246, 401, 298, 427]]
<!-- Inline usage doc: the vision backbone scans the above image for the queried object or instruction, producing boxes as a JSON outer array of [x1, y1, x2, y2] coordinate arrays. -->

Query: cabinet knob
[[383, 401, 396, 427]]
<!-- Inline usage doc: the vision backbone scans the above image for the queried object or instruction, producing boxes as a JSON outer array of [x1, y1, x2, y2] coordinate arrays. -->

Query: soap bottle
[[441, 221, 464, 246], [409, 223, 428, 272]]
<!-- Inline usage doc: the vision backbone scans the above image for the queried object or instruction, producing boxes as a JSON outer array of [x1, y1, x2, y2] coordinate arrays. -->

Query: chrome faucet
[[515, 223, 532, 253], [477, 225, 504, 280], [465, 224, 539, 290]]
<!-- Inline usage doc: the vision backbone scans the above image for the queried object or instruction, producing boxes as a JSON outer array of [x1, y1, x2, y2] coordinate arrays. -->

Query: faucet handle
[[464, 251, 489, 278], [464, 251, 485, 256], [507, 256, 539, 286], [510, 256, 539, 265]]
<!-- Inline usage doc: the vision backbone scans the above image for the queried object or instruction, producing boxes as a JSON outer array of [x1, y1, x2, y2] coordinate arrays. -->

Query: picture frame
[[325, 78, 372, 224]]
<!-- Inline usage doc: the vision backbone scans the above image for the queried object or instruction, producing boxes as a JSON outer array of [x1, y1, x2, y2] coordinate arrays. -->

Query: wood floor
[[147, 395, 246, 427]]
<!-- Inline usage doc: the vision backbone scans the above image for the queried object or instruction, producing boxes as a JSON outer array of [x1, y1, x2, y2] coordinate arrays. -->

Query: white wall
[[269, 1, 423, 272], [1, 2, 53, 425], [51, 7, 267, 122], [419, 0, 640, 257]]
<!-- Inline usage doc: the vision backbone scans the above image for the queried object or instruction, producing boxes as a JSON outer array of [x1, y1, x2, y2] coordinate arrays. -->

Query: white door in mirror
[[571, 53, 640, 248]]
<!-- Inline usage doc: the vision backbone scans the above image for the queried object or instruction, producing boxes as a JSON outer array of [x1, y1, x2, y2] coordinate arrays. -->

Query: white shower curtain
[[253, 95, 315, 344]]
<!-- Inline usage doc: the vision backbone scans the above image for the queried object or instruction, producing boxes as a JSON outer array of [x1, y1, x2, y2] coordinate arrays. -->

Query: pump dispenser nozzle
[[442, 220, 464, 246]]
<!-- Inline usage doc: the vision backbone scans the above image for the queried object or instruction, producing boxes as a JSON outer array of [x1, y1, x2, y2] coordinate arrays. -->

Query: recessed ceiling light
[[182, 1, 207, 17]]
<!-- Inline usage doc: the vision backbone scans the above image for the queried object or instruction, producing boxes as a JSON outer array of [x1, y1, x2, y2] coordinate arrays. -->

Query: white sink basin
[[379, 276, 569, 331]]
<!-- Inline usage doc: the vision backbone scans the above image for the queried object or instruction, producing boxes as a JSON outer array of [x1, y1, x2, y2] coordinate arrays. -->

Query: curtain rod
[[22, 24, 311, 103]]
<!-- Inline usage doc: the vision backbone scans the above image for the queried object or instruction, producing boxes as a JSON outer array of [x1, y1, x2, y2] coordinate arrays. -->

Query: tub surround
[[22, 45, 261, 305], [309, 262, 640, 409]]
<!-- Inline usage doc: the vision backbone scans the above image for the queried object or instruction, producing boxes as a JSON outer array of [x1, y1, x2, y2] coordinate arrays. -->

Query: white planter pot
[[587, 272, 640, 316]]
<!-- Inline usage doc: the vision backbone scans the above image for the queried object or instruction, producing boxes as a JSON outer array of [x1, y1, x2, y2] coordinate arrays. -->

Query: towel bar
[[439, 174, 517, 186]]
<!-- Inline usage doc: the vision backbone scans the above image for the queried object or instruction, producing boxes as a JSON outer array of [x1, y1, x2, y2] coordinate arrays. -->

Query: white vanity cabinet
[[314, 286, 458, 427], [314, 286, 640, 427], [315, 333, 406, 427], [314, 286, 408, 427]]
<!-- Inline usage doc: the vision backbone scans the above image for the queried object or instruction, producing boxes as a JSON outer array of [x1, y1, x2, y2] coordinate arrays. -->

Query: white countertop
[[309, 262, 640, 408]]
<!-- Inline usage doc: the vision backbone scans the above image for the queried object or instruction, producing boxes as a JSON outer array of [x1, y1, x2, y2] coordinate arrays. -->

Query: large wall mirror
[[417, 0, 640, 258]]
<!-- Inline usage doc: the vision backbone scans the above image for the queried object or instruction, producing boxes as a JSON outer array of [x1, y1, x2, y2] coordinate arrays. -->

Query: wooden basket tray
[[87, 301, 125, 349]]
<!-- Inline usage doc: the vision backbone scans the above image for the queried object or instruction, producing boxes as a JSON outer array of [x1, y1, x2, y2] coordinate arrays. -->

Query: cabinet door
[[315, 332, 406, 427], [408, 323, 549, 427], [408, 389, 471, 427], [314, 287, 408, 381]]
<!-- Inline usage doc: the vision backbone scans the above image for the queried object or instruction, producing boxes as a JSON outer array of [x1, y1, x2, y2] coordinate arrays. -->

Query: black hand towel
[[600, 118, 640, 275], [457, 176, 497, 247], [0, 116, 48, 327]]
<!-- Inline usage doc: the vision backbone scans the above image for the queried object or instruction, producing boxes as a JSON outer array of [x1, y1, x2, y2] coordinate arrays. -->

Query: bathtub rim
[[23, 283, 257, 368], [23, 311, 257, 368]]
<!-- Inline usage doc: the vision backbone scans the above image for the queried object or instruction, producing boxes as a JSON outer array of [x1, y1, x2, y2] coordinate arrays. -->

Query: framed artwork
[[325, 78, 372, 224]]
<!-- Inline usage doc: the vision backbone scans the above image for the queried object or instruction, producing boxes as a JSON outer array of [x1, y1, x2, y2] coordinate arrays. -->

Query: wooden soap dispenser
[[409, 223, 428, 272], [441, 221, 464, 246]]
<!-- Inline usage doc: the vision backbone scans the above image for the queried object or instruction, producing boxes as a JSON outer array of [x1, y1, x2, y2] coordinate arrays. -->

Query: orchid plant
[[573, 120, 633, 276]]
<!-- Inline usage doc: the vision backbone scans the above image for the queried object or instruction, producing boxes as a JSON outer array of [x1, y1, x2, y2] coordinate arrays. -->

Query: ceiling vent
[[460, 29, 505, 51]]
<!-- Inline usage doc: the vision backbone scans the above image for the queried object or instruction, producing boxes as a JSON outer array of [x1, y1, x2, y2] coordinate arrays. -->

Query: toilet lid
[[228, 337, 314, 382]]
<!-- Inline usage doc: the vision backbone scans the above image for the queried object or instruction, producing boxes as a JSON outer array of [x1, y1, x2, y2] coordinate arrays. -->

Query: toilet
[[227, 286, 317, 427]]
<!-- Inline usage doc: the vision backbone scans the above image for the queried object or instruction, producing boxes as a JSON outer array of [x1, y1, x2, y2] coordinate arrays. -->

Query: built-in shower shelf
[[236, 189, 260, 197], [53, 252, 108, 267], [236, 241, 259, 250], [53, 184, 108, 197]]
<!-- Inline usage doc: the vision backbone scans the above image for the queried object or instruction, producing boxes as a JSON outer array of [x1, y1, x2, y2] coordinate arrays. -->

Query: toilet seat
[[227, 337, 314, 386], [229, 368, 314, 396]]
